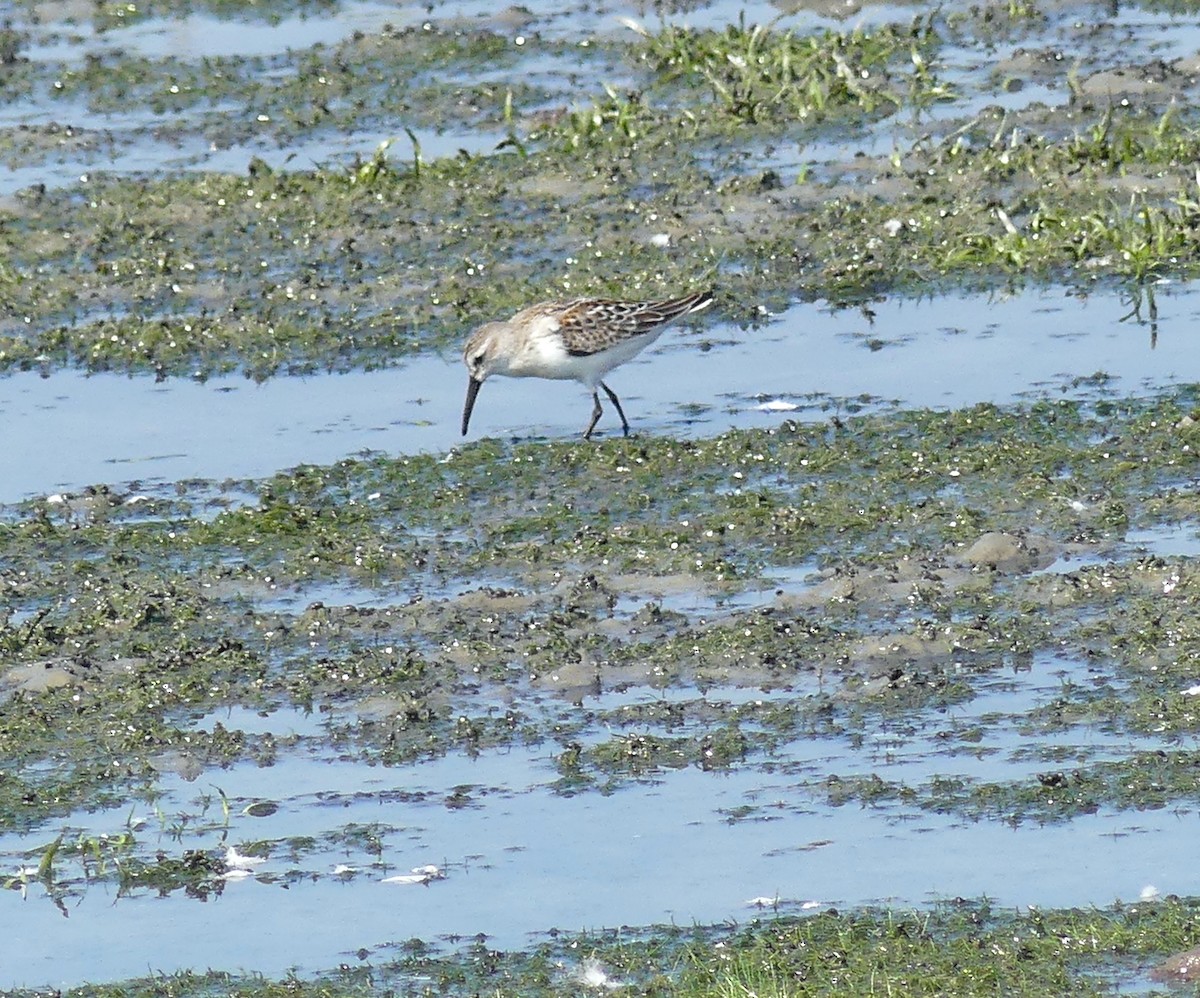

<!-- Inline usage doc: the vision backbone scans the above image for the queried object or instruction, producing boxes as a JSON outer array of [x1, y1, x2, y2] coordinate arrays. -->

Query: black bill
[[461, 377, 483, 436]]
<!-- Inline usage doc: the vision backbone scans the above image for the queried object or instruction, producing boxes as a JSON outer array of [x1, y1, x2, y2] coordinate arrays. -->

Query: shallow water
[[1127, 522, 1200, 559], [1, 283, 1191, 503], [10, 797, 1195, 986], [5, 655, 1197, 989], [11, 0, 1200, 200]]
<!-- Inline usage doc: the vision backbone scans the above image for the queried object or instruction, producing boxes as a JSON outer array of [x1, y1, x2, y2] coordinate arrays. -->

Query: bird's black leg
[[583, 391, 604, 440], [600, 382, 630, 437]]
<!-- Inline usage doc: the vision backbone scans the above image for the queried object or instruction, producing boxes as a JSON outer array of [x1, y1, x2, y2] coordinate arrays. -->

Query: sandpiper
[[460, 290, 714, 440]]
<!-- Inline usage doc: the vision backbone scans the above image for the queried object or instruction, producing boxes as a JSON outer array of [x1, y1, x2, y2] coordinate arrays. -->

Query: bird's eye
[[472, 354, 485, 367]]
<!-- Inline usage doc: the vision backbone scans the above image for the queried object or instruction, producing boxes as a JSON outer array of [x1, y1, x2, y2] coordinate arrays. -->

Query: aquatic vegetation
[[5, 9, 1200, 377], [3, 393, 1200, 835], [25, 897, 1190, 996]]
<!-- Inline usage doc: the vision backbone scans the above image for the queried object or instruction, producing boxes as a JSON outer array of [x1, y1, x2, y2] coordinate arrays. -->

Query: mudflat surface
[[2, 0, 1200, 993]]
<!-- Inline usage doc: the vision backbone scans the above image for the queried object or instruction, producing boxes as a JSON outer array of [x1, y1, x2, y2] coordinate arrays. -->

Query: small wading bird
[[460, 289, 714, 440]]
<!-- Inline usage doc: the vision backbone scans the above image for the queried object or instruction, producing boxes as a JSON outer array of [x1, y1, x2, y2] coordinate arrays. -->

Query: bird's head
[[460, 321, 509, 436], [462, 322, 508, 384]]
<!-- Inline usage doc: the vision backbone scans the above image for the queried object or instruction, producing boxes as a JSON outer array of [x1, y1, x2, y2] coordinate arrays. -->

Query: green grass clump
[[665, 901, 1199, 996], [641, 17, 952, 124]]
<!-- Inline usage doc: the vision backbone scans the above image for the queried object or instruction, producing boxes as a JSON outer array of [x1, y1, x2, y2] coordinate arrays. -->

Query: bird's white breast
[[510, 314, 574, 379]]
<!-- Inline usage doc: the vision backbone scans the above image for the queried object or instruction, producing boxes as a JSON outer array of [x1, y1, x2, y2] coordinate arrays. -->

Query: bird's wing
[[550, 292, 713, 357]]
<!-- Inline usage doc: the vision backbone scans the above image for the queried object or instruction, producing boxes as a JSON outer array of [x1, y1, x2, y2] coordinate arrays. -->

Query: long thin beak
[[461, 377, 483, 436]]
